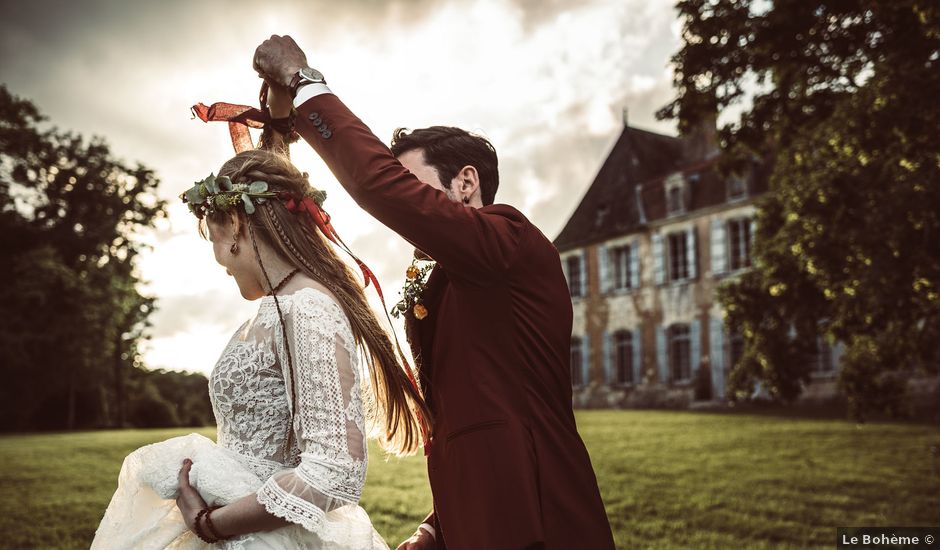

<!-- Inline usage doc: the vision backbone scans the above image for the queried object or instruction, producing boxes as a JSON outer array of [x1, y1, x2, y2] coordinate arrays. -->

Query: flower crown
[[179, 173, 327, 219]]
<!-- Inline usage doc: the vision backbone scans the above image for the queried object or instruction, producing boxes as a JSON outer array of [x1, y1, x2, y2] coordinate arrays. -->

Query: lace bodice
[[208, 286, 368, 536]]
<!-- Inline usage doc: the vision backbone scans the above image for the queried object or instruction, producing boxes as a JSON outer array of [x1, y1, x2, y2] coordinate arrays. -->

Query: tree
[[0, 85, 168, 430], [659, 1, 940, 418]]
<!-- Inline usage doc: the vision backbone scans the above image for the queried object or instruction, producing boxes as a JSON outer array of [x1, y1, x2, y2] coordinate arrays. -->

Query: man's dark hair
[[390, 126, 499, 206]]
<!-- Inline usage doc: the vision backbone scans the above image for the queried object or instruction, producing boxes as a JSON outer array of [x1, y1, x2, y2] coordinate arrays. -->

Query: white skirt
[[91, 433, 388, 550]]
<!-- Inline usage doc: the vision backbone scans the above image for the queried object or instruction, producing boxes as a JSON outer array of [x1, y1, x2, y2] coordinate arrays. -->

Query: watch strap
[[289, 68, 325, 99]]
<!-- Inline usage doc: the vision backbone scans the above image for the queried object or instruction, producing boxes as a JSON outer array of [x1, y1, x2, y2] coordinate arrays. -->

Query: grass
[[1, 411, 938, 549]]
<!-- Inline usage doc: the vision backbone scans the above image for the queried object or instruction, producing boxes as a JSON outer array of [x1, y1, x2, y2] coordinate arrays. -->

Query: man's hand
[[253, 34, 308, 88], [396, 526, 435, 550]]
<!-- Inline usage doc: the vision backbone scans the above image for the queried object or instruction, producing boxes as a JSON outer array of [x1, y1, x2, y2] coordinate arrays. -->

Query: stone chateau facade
[[554, 113, 843, 408]]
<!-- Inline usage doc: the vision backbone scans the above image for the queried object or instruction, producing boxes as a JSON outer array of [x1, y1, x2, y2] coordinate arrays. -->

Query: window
[[667, 186, 684, 215], [595, 204, 609, 228], [727, 173, 748, 200], [613, 330, 634, 385], [665, 173, 687, 216], [811, 336, 835, 374], [566, 256, 583, 298], [668, 324, 692, 382], [654, 229, 696, 285], [668, 232, 689, 281], [611, 245, 633, 290], [571, 337, 585, 386], [727, 218, 752, 270]]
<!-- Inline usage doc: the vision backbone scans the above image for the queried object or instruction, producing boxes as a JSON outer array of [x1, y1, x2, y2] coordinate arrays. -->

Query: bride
[[91, 123, 431, 548]]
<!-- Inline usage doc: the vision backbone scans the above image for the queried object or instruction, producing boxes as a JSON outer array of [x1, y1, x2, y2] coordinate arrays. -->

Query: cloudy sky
[[1, 0, 682, 376]]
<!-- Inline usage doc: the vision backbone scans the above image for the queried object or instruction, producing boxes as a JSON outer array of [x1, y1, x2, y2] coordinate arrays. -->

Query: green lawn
[[1, 411, 937, 549]]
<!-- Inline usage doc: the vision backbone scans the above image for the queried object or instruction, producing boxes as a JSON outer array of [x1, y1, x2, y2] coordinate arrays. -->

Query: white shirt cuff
[[293, 83, 333, 107], [418, 522, 436, 540]]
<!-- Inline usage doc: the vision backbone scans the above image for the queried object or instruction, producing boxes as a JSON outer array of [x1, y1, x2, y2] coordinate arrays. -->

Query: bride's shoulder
[[289, 286, 344, 314]]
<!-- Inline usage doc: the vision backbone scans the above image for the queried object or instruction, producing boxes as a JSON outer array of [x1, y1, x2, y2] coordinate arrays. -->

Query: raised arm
[[254, 36, 527, 282]]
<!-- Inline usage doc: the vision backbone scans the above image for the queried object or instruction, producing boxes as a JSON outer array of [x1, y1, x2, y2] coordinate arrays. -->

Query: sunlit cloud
[[1, 0, 680, 376]]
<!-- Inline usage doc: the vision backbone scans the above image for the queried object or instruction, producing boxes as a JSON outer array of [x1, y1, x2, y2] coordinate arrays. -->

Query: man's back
[[407, 204, 615, 549]]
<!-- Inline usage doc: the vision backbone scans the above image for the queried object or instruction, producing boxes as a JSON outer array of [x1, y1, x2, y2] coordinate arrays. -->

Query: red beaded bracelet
[[192, 508, 215, 543], [204, 505, 231, 541]]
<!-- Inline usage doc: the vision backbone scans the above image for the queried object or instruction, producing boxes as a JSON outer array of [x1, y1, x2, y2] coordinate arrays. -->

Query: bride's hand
[[175, 458, 208, 531], [265, 80, 293, 119]]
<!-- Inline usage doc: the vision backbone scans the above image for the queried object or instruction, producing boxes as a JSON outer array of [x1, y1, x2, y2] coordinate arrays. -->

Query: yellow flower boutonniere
[[391, 258, 435, 321]]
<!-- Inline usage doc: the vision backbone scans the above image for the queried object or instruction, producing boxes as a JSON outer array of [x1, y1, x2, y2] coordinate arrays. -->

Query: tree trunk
[[66, 369, 76, 430], [114, 330, 126, 428]]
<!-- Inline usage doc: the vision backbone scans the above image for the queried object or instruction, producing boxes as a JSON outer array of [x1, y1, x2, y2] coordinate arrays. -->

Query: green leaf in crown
[[179, 172, 326, 219]]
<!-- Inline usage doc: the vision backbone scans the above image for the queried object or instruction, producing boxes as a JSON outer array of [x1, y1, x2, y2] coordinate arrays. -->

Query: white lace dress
[[91, 287, 388, 550]]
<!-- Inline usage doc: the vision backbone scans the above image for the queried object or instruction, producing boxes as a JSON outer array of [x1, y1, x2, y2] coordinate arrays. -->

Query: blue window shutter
[[603, 332, 612, 384], [656, 326, 668, 384], [598, 244, 610, 295], [709, 317, 725, 399], [581, 334, 591, 386], [579, 250, 588, 298], [690, 319, 701, 377], [629, 241, 640, 289], [711, 219, 727, 275], [652, 233, 665, 285], [632, 328, 642, 384], [687, 227, 698, 280]]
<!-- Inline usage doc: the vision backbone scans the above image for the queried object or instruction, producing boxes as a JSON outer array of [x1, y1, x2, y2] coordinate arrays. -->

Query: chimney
[[682, 111, 719, 162], [622, 106, 629, 128]]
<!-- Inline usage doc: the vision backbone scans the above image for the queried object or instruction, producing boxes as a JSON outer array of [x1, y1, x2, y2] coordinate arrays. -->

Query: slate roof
[[553, 124, 767, 252]]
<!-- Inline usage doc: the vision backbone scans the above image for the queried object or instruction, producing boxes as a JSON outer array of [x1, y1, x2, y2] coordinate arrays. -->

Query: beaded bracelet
[[204, 505, 231, 541], [192, 508, 215, 543]]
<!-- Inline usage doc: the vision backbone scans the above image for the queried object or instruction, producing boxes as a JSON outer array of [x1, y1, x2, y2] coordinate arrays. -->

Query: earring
[[230, 239, 239, 255], [463, 196, 470, 204]]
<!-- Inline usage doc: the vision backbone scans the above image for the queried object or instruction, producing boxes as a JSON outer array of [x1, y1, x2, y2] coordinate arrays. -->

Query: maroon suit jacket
[[294, 92, 615, 550]]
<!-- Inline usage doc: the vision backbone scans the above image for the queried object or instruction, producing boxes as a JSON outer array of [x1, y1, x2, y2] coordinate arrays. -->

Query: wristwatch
[[289, 67, 327, 98]]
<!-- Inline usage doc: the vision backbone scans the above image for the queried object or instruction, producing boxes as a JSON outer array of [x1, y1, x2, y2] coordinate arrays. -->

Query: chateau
[[554, 113, 843, 408]]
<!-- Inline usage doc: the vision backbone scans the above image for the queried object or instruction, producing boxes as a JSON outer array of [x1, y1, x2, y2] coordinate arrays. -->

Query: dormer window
[[595, 204, 609, 228], [665, 172, 687, 216], [727, 172, 748, 200]]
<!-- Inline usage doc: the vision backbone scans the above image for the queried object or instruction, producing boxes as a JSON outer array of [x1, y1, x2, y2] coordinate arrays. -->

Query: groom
[[254, 35, 615, 550]]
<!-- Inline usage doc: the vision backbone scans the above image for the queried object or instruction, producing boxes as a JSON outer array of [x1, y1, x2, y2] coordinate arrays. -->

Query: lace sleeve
[[255, 289, 368, 536]]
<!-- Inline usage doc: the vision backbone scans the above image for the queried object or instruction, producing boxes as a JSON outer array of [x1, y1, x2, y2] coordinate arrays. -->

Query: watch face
[[300, 67, 325, 83]]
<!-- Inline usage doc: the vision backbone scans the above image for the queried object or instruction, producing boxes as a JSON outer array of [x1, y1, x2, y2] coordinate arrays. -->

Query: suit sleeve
[[293, 93, 526, 283], [423, 510, 446, 549]]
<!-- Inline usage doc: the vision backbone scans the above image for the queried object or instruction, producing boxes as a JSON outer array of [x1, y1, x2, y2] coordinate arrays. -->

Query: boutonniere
[[390, 258, 435, 321]]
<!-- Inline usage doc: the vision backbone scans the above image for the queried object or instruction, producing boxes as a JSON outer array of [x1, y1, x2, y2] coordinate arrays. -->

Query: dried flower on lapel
[[391, 259, 435, 321]]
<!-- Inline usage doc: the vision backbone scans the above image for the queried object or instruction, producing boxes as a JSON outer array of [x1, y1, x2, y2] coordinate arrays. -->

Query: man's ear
[[453, 165, 480, 202]]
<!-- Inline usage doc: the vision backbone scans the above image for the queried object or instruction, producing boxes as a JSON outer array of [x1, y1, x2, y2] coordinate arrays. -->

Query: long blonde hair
[[200, 148, 431, 456]]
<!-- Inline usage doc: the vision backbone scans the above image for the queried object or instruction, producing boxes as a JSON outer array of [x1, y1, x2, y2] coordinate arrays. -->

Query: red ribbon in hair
[[282, 194, 383, 299], [191, 82, 296, 153], [191, 101, 266, 153]]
